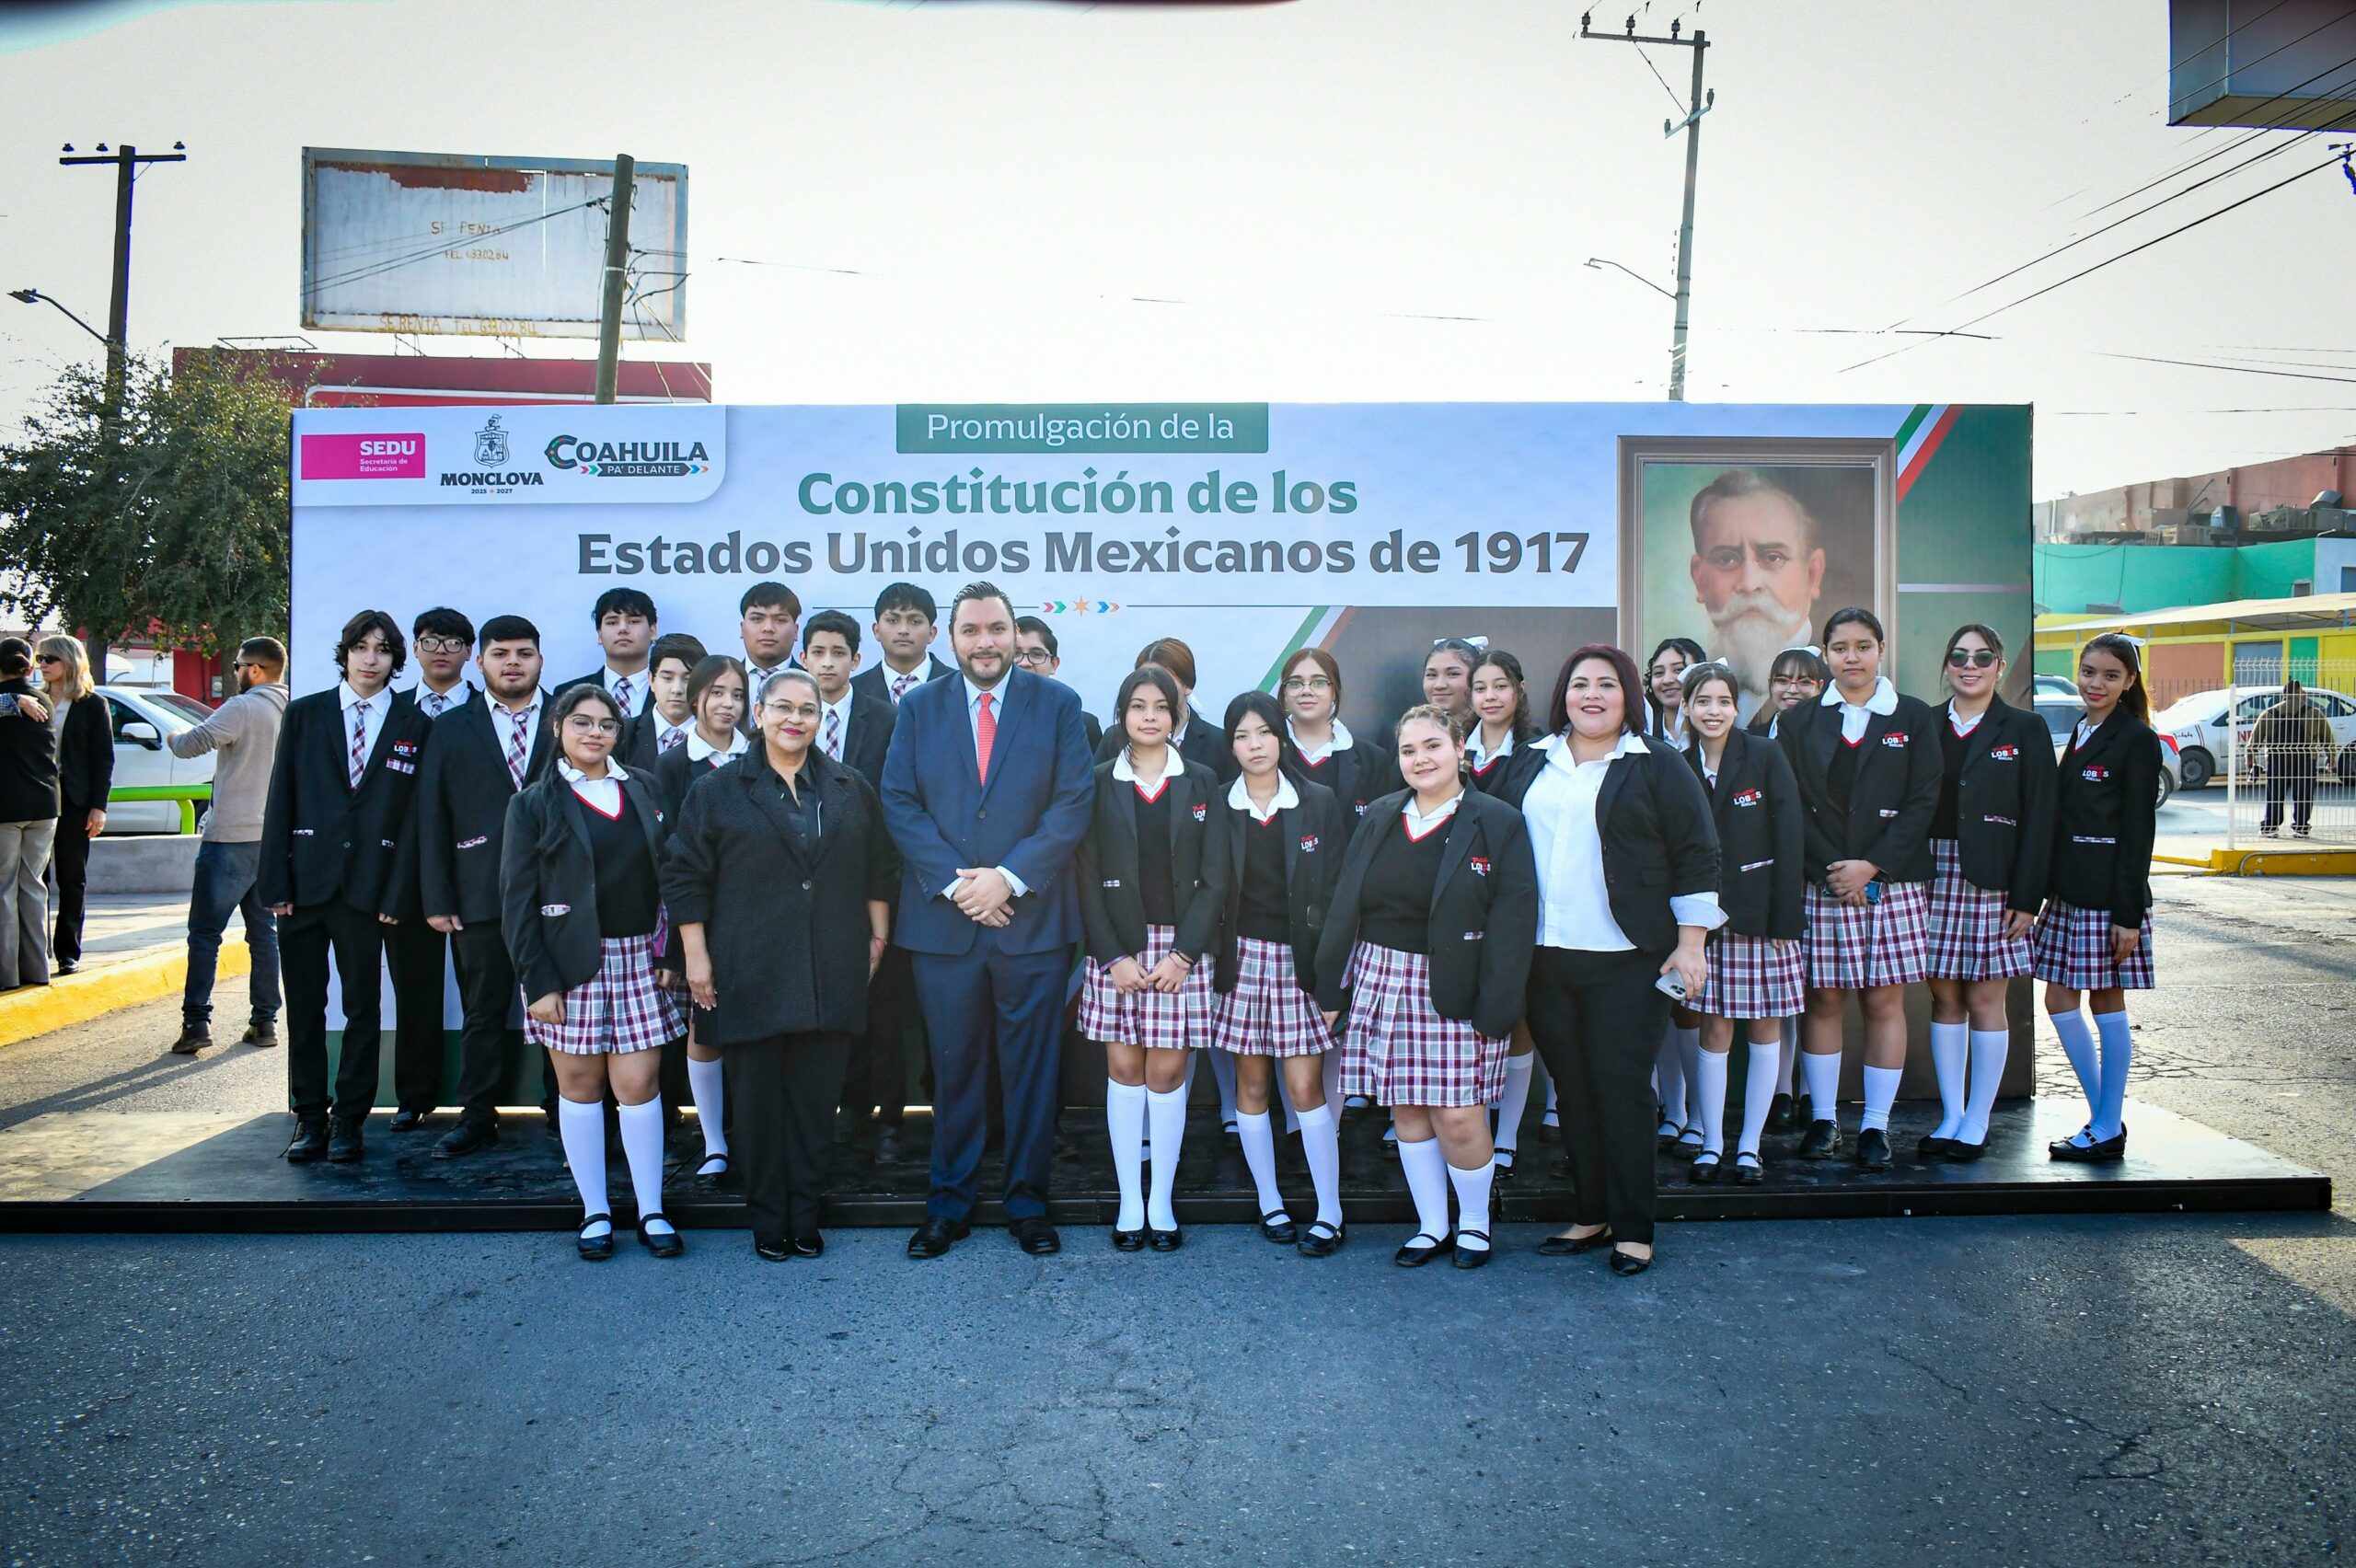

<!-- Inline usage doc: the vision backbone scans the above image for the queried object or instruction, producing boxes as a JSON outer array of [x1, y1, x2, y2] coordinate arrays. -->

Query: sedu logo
[[544, 432, 710, 479]]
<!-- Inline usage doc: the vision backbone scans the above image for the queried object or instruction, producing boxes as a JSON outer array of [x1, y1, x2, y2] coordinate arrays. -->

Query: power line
[[2076, 47, 2356, 224]]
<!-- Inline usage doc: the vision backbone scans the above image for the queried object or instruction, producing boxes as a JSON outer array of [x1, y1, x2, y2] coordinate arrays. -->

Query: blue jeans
[[184, 840, 280, 1028]]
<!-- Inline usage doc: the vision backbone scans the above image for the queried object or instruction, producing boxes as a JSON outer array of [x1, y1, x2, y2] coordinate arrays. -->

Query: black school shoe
[[1917, 1134, 1956, 1161], [638, 1215, 684, 1258], [577, 1214, 616, 1262], [2049, 1128, 2128, 1162], [1258, 1210, 1298, 1244], [1297, 1220, 1345, 1258], [1854, 1127, 1892, 1170], [1796, 1119, 1842, 1160], [1764, 1092, 1795, 1132], [1687, 1152, 1723, 1184], [1394, 1231, 1449, 1268], [325, 1120, 365, 1163]]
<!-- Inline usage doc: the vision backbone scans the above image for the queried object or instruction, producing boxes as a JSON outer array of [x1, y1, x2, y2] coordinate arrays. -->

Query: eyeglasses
[[1012, 648, 1054, 666], [562, 715, 620, 734], [416, 635, 471, 654], [1946, 649, 1999, 669], [35, 654, 64, 664], [1282, 675, 1334, 693], [761, 700, 820, 720]]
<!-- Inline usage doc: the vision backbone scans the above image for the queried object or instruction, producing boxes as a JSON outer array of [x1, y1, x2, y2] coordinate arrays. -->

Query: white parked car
[[2032, 674, 2078, 699], [2031, 694, 2178, 809], [2151, 686, 2356, 790], [94, 685, 216, 834]]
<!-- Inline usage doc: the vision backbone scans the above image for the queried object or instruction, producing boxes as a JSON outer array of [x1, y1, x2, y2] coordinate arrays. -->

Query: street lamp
[[8, 287, 113, 348], [1583, 257, 1677, 303]]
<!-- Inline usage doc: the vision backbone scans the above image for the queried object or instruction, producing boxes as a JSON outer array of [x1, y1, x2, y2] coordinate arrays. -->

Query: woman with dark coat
[[1316, 703, 1538, 1270], [664, 669, 896, 1259], [501, 683, 685, 1261], [0, 638, 60, 990], [35, 636, 110, 974], [1489, 645, 1721, 1276], [1465, 647, 1546, 1174], [1078, 664, 1223, 1251]]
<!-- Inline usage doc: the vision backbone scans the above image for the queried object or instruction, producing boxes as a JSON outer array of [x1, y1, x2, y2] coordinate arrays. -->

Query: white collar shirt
[[1229, 770, 1300, 824], [686, 727, 747, 764], [414, 682, 472, 720], [336, 682, 391, 778], [1288, 716, 1354, 765], [1522, 732, 1722, 952], [1823, 674, 1900, 744]]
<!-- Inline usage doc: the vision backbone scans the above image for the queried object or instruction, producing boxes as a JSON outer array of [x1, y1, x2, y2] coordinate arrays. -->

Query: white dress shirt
[[600, 666, 651, 717], [945, 675, 1027, 900], [337, 681, 391, 776], [650, 712, 692, 755], [413, 681, 473, 720], [1287, 716, 1355, 766], [1823, 674, 1900, 744], [2073, 715, 2102, 750], [557, 757, 629, 816], [1467, 725, 1517, 773], [686, 727, 748, 764], [1401, 790, 1462, 838], [1111, 744, 1175, 796], [1946, 701, 1986, 737], [882, 660, 930, 704], [489, 694, 543, 774], [1230, 770, 1300, 824], [818, 692, 855, 761], [1521, 732, 1723, 951]]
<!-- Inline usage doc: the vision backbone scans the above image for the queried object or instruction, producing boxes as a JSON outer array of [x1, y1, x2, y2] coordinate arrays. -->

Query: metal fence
[[2142, 659, 2356, 851]]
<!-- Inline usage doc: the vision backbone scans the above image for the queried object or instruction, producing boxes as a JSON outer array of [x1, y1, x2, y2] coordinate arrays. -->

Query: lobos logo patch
[[1191, 802, 1207, 822], [1299, 835, 1320, 852], [1468, 856, 1491, 877], [1731, 788, 1763, 807], [2082, 765, 2110, 782], [1990, 744, 2019, 761], [1880, 732, 1910, 748], [392, 739, 420, 757]]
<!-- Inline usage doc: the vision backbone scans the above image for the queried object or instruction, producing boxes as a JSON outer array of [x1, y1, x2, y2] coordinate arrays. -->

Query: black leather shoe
[[325, 1121, 365, 1163], [577, 1214, 615, 1262], [872, 1125, 904, 1164], [692, 1153, 733, 1191], [1946, 1135, 1990, 1162], [1855, 1127, 1892, 1170], [1297, 1219, 1345, 1258], [1764, 1092, 1795, 1132], [638, 1215, 684, 1258], [1687, 1152, 1723, 1184], [1655, 1123, 1685, 1153], [433, 1117, 499, 1159], [1733, 1153, 1766, 1184], [1012, 1216, 1062, 1255], [1608, 1248, 1653, 1277], [1148, 1227, 1183, 1252], [1394, 1231, 1449, 1267], [1451, 1230, 1493, 1269], [389, 1108, 426, 1133], [2050, 1128, 2127, 1162], [1917, 1133, 1956, 1161], [1112, 1227, 1146, 1251], [754, 1237, 791, 1262], [907, 1216, 969, 1258], [169, 1025, 211, 1056], [1491, 1147, 1517, 1182], [1222, 1121, 1242, 1150], [790, 1232, 825, 1259], [1341, 1094, 1372, 1124], [1258, 1209, 1298, 1244], [1537, 1226, 1613, 1257], [241, 1022, 280, 1049], [1793, 1093, 1813, 1128], [283, 1116, 329, 1163], [1797, 1118, 1842, 1160]]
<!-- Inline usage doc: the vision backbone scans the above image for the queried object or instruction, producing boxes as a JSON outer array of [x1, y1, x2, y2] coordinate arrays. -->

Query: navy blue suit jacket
[[880, 666, 1094, 956]]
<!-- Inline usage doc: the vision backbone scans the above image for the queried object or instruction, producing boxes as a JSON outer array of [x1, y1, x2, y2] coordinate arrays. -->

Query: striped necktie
[[823, 707, 842, 759], [612, 674, 634, 716], [504, 709, 530, 789], [891, 670, 918, 703], [348, 701, 369, 787]]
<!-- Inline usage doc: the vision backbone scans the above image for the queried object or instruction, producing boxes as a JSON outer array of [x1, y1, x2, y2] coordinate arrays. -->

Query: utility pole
[[594, 153, 636, 405], [1579, 14, 1714, 400], [58, 140, 185, 684]]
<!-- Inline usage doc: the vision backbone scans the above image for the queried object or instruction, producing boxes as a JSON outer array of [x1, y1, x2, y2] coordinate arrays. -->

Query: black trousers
[[731, 1031, 853, 1244], [840, 943, 913, 1123], [384, 917, 448, 1113], [1524, 944, 1669, 1246], [2262, 758, 2318, 832], [50, 813, 90, 965], [448, 920, 523, 1120], [281, 902, 388, 1124]]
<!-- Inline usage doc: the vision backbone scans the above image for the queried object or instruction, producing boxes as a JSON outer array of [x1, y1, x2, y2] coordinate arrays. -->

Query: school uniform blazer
[[649, 742, 740, 823], [1075, 757, 1224, 964], [1095, 719, 1232, 779], [409, 695, 555, 926], [1198, 776, 1347, 995], [660, 748, 899, 1045], [1778, 693, 1944, 886], [878, 667, 1094, 957], [1283, 729, 1402, 836], [1311, 789, 1539, 1042], [498, 767, 671, 1004], [837, 688, 897, 792], [1466, 730, 1535, 797], [1491, 734, 1722, 954], [257, 688, 433, 915], [1941, 697, 2056, 917], [2046, 714, 2162, 931], [1682, 729, 1804, 940], [850, 654, 954, 707], [619, 707, 697, 772], [55, 694, 114, 816]]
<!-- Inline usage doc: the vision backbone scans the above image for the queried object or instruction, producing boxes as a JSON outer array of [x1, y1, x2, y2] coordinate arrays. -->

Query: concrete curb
[[2207, 847, 2356, 875], [0, 943, 250, 1051]]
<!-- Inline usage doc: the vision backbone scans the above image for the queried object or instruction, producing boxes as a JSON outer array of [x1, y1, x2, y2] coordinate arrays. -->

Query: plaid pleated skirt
[[1691, 932, 1805, 1020], [2031, 900, 2156, 991], [1925, 838, 2033, 981], [525, 932, 685, 1055], [1078, 922, 1215, 1051], [1336, 942, 1507, 1108], [1211, 936, 1332, 1057], [1803, 880, 1931, 990]]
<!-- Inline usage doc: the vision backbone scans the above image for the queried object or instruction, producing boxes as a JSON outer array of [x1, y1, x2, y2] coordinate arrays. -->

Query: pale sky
[[2, 0, 2350, 500]]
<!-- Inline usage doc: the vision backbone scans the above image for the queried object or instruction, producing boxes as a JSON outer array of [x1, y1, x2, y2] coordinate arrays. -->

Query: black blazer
[[660, 748, 898, 1045], [649, 739, 743, 822], [0, 678, 59, 824], [834, 689, 897, 791], [1939, 697, 2056, 917], [1095, 719, 1231, 778], [1197, 774, 1347, 996], [1492, 733, 1723, 954], [409, 695, 555, 926], [850, 654, 953, 707], [1313, 789, 1538, 1042], [258, 689, 432, 915], [1076, 757, 1224, 963], [1283, 727, 1402, 836], [498, 767, 672, 1003], [618, 706, 694, 772], [1682, 729, 1803, 940], [2046, 713, 2162, 930], [1465, 729, 1535, 797], [56, 693, 113, 816], [1081, 709, 1104, 755], [1779, 692, 1945, 885]]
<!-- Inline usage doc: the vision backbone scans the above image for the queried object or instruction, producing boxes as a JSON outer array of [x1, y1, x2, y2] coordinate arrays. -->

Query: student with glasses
[[1013, 617, 1103, 755], [382, 607, 477, 1131]]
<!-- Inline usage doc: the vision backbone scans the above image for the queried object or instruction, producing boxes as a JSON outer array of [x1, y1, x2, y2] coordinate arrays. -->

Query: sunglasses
[[1946, 649, 1999, 669]]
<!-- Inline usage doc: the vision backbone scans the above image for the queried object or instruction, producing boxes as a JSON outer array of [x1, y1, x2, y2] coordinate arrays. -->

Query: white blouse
[[1520, 732, 1723, 952]]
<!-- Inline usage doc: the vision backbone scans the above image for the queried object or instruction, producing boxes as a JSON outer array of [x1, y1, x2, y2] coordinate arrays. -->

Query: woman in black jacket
[[1490, 646, 1721, 1275], [0, 638, 60, 991], [1278, 647, 1401, 836], [1201, 691, 1348, 1254], [2033, 632, 2163, 1164], [1466, 648, 1546, 1175], [501, 683, 685, 1261], [1922, 625, 2054, 1162], [1078, 664, 1223, 1251], [1677, 662, 1803, 1184], [34, 636, 110, 974], [1316, 703, 1537, 1270], [664, 669, 895, 1259], [1778, 607, 1944, 1170]]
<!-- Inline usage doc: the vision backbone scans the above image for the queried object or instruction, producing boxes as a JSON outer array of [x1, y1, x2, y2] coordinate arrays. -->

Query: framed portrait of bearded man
[[1618, 436, 1898, 722]]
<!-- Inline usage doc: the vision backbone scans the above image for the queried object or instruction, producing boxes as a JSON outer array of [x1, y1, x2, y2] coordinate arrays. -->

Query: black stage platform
[[0, 1096, 2327, 1234]]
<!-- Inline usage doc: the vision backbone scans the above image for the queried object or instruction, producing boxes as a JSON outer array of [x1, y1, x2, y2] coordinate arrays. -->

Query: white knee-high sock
[[1655, 1027, 1687, 1129], [1929, 1021, 1968, 1139], [1692, 1049, 1729, 1157], [1738, 1035, 1781, 1157], [1958, 1027, 2010, 1145], [1107, 1078, 1147, 1232], [1800, 1049, 1842, 1120], [1207, 1046, 1239, 1125], [616, 1098, 673, 1235], [1397, 1136, 1450, 1242], [1675, 1025, 1703, 1127], [1145, 1085, 1187, 1231], [1491, 1052, 1536, 1153], [557, 1098, 609, 1234], [1447, 1159, 1493, 1251], [1297, 1101, 1343, 1228], [2051, 1008, 2100, 1119], [1777, 1030, 1798, 1096], [687, 1055, 729, 1159], [1237, 1109, 1284, 1216], [2092, 1009, 2132, 1140], [1859, 1065, 1902, 1134]]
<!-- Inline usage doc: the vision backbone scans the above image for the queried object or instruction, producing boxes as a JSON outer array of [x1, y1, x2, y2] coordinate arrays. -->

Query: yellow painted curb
[[0, 943, 250, 1051], [2208, 847, 2356, 876]]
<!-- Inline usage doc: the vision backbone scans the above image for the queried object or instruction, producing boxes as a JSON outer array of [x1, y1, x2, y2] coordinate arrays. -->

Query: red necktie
[[975, 692, 996, 784]]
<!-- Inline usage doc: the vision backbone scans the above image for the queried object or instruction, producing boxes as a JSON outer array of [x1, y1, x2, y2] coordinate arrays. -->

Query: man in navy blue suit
[[880, 582, 1094, 1258]]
